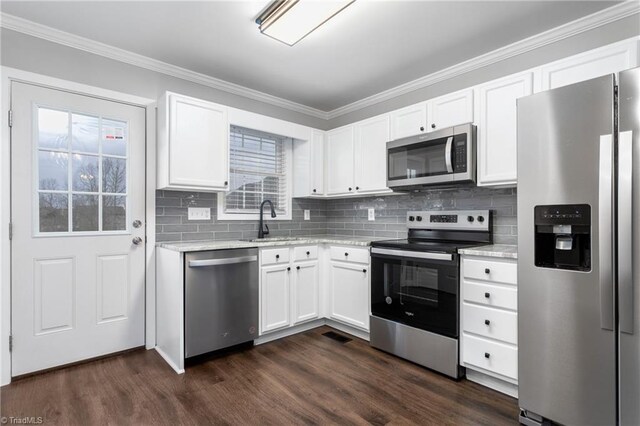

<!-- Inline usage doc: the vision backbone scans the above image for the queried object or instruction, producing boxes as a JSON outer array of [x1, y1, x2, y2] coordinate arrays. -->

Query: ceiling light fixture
[[256, 0, 355, 46]]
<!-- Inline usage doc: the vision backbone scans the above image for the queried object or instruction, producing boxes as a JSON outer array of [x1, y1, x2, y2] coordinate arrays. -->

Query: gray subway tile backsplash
[[156, 187, 517, 245]]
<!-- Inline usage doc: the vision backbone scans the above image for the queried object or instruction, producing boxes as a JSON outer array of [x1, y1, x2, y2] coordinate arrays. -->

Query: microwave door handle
[[619, 130, 634, 334], [445, 136, 454, 173]]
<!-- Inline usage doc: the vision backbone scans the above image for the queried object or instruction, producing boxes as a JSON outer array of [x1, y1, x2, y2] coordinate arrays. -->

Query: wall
[[326, 13, 640, 128], [156, 191, 327, 242], [0, 29, 327, 130], [325, 188, 517, 245]]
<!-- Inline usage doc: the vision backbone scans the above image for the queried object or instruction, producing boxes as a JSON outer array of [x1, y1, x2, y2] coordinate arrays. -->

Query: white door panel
[[355, 115, 390, 193], [11, 82, 146, 376]]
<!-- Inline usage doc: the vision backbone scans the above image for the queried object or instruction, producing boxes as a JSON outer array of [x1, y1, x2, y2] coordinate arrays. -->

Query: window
[[36, 107, 128, 234], [219, 125, 291, 219]]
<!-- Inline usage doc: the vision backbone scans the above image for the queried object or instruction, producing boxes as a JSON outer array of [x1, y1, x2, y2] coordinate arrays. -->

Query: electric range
[[369, 210, 491, 379]]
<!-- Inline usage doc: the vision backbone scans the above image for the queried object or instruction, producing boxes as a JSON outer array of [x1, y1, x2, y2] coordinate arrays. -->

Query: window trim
[[217, 137, 293, 221]]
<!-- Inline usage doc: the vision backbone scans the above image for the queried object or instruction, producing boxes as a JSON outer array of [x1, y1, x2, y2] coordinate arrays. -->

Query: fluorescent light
[[257, 0, 355, 46]]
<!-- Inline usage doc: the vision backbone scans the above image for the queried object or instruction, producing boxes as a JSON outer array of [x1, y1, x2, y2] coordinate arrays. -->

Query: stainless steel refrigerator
[[517, 67, 640, 426]]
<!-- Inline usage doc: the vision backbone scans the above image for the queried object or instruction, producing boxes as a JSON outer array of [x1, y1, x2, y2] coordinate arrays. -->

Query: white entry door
[[10, 82, 146, 376]]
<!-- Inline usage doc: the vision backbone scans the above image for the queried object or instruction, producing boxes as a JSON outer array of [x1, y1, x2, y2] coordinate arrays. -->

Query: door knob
[[132, 236, 143, 245], [133, 220, 143, 228]]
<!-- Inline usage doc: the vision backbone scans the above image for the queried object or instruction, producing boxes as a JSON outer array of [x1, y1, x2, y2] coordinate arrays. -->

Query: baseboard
[[465, 368, 518, 398], [255, 319, 326, 345], [155, 347, 185, 374]]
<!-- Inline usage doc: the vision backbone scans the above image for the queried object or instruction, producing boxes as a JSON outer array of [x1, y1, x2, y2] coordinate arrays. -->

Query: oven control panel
[[407, 210, 490, 231]]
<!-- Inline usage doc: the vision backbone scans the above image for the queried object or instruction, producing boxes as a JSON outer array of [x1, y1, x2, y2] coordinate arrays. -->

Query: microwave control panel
[[453, 135, 467, 172]]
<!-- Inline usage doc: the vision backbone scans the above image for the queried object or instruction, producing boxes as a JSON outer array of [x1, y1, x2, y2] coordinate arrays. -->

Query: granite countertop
[[157, 235, 389, 252], [458, 244, 518, 259]]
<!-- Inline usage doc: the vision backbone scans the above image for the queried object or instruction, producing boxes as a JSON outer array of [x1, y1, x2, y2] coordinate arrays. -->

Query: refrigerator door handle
[[619, 130, 634, 334], [599, 134, 615, 331]]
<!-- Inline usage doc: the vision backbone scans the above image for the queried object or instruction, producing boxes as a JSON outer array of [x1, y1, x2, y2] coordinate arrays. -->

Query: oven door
[[387, 128, 455, 188], [371, 247, 459, 338]]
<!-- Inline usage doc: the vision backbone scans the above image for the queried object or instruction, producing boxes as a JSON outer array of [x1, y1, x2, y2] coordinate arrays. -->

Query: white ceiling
[[0, 1, 620, 112]]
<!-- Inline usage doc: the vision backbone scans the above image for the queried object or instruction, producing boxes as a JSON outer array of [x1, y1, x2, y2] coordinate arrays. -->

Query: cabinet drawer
[[463, 281, 517, 310], [462, 333, 518, 380], [330, 246, 369, 264], [261, 248, 290, 266], [462, 303, 517, 344], [464, 258, 517, 285], [293, 245, 318, 262]]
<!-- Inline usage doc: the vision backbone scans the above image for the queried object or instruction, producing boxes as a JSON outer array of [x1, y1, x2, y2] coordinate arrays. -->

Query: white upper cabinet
[[428, 89, 474, 132], [157, 92, 229, 192], [326, 126, 356, 195], [541, 38, 638, 91], [475, 71, 535, 187], [293, 129, 325, 197], [354, 114, 390, 194], [390, 102, 428, 140]]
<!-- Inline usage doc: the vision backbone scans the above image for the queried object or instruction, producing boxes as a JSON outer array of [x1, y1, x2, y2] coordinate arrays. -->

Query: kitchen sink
[[238, 237, 303, 242]]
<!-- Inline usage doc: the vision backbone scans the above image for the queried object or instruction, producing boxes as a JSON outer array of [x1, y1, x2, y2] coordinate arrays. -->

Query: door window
[[36, 107, 128, 234]]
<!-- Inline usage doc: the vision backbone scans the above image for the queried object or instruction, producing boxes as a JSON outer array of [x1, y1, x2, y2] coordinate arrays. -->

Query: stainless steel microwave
[[386, 123, 476, 189]]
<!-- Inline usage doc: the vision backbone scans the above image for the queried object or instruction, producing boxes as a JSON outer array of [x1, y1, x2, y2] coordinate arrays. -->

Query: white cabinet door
[[326, 126, 355, 195], [390, 102, 428, 139], [354, 114, 390, 194], [162, 93, 229, 191], [311, 129, 325, 195], [476, 72, 534, 186], [541, 39, 638, 91], [260, 264, 291, 334], [428, 89, 474, 132], [292, 261, 320, 324], [329, 261, 369, 330]]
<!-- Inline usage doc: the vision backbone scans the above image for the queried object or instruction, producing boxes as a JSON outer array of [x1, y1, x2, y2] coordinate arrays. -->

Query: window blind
[[225, 125, 289, 215]]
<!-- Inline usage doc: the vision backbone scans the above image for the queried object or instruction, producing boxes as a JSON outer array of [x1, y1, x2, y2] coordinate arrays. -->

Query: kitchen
[[0, 1, 639, 425]]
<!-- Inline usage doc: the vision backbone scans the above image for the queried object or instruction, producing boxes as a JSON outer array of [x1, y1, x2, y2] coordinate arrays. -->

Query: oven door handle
[[445, 136, 454, 173], [371, 247, 453, 261]]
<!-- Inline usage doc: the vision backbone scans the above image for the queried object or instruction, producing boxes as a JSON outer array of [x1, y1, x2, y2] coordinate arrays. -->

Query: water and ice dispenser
[[534, 204, 591, 271]]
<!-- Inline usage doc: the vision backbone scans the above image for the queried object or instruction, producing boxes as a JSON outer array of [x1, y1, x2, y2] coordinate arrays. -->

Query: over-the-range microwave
[[386, 123, 476, 190]]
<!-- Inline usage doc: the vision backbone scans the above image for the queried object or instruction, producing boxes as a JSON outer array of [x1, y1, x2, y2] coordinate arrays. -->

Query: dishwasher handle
[[188, 255, 258, 268]]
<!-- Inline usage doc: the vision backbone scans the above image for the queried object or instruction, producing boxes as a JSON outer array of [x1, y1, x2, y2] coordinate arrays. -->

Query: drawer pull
[[345, 252, 349, 257], [362, 269, 367, 273], [484, 292, 491, 298], [484, 268, 491, 274], [287, 267, 291, 271], [484, 319, 491, 325], [276, 254, 280, 260], [484, 352, 491, 359], [306, 251, 310, 256]]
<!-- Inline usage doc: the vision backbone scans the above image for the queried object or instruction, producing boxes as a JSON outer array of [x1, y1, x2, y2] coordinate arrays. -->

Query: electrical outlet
[[188, 207, 211, 221], [368, 208, 375, 221], [304, 210, 311, 221]]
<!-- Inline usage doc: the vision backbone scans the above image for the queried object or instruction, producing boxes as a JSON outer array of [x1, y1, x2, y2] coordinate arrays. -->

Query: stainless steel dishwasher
[[185, 248, 259, 358]]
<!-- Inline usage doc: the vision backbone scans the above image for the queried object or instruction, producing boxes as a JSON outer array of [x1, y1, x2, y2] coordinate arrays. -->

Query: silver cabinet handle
[[132, 236, 143, 245], [188, 256, 258, 267], [618, 130, 634, 334], [445, 136, 454, 173], [599, 134, 614, 331]]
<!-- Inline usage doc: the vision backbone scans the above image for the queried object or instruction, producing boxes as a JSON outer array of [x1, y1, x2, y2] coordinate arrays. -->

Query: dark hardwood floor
[[1, 326, 518, 425]]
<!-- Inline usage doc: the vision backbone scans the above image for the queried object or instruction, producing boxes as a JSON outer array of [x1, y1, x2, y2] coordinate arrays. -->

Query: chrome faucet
[[258, 200, 277, 239]]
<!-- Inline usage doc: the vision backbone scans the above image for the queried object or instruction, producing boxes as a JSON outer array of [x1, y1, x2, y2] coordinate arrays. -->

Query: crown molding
[[1, 2, 638, 122], [0, 12, 330, 120], [325, 1, 640, 119]]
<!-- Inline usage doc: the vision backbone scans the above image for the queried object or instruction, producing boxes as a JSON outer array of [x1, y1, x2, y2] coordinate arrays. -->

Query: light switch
[[304, 210, 311, 221], [368, 208, 375, 221], [188, 207, 211, 221]]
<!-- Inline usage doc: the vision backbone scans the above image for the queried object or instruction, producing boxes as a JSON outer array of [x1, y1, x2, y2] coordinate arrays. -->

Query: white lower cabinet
[[260, 264, 291, 334], [460, 255, 518, 397], [259, 246, 321, 335], [328, 252, 370, 331], [292, 261, 320, 325]]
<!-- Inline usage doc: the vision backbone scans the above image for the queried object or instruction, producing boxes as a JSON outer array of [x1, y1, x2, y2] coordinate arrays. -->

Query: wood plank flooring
[[1, 326, 518, 425]]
